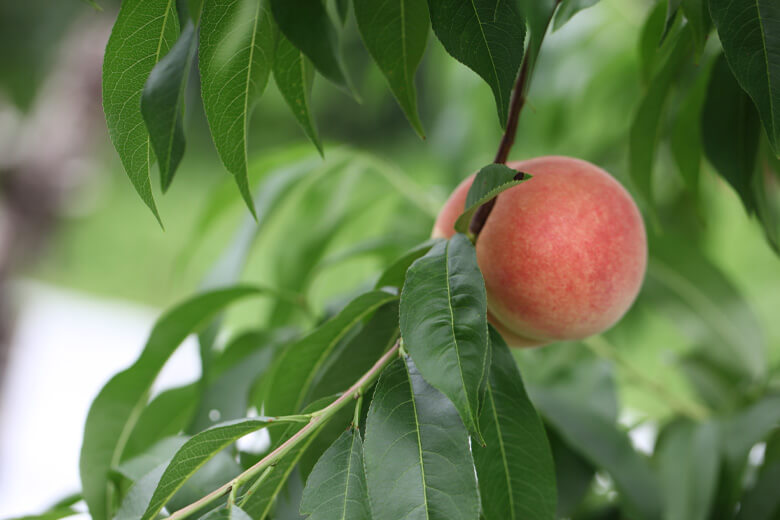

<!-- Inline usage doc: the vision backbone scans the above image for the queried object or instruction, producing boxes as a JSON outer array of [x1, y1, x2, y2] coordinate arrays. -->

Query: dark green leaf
[[141, 20, 197, 192], [701, 54, 761, 213], [300, 429, 370, 520], [638, 1, 667, 85], [271, 0, 350, 90], [199, 0, 276, 215], [363, 357, 480, 520], [736, 429, 780, 520], [102, 0, 179, 223], [123, 384, 199, 461], [753, 145, 780, 254], [400, 233, 490, 441], [548, 427, 595, 517], [273, 33, 322, 154], [630, 26, 692, 209], [374, 240, 438, 289], [453, 163, 529, 234], [553, 0, 600, 31], [264, 290, 399, 416], [533, 389, 662, 520], [473, 328, 556, 520], [79, 286, 266, 520], [680, 0, 709, 59], [661, 0, 682, 45], [655, 420, 719, 520], [428, 0, 526, 127], [708, 0, 780, 155], [141, 417, 287, 520], [354, 0, 429, 137], [516, 0, 557, 75]]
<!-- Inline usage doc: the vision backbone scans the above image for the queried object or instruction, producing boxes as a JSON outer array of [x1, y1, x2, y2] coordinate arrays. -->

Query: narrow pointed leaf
[[141, 21, 197, 192], [354, 0, 429, 137], [473, 328, 556, 520], [453, 164, 529, 233], [264, 290, 399, 416], [427, 0, 525, 128], [363, 357, 480, 520], [141, 417, 288, 520], [114, 464, 167, 520], [708, 0, 780, 155], [199, 0, 276, 214], [273, 33, 322, 154], [400, 233, 489, 441], [271, 0, 350, 89], [300, 429, 370, 520], [374, 239, 438, 289], [553, 0, 600, 31], [102, 0, 179, 223], [199, 505, 253, 520], [680, 0, 709, 59], [79, 286, 268, 520]]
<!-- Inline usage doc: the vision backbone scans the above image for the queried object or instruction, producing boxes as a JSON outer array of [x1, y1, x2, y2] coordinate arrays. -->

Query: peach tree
[[29, 0, 780, 519]]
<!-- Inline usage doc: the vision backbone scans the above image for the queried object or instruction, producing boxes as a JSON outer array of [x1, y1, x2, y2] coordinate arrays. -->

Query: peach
[[433, 156, 647, 347]]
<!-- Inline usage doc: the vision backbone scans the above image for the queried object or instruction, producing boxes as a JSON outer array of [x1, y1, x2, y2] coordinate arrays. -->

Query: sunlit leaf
[[363, 357, 480, 520], [102, 0, 179, 223], [354, 0, 430, 137], [400, 233, 490, 441], [199, 0, 276, 214], [428, 0, 526, 127]]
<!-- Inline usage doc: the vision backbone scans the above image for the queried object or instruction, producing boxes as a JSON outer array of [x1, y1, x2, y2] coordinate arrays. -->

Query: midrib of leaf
[[486, 386, 516, 518], [443, 240, 475, 426], [754, 0, 777, 142], [341, 433, 358, 519], [648, 259, 757, 370], [405, 361, 431, 520], [468, 0, 503, 115], [242, 1, 262, 189]]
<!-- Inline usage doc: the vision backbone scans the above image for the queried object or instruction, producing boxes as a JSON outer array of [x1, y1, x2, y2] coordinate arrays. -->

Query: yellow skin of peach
[[433, 156, 647, 347]]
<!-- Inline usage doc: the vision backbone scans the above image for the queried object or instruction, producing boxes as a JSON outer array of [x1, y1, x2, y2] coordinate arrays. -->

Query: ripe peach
[[433, 156, 647, 347]]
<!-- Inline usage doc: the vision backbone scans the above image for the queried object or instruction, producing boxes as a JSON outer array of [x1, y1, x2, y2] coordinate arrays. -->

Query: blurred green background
[[2, 0, 778, 422]]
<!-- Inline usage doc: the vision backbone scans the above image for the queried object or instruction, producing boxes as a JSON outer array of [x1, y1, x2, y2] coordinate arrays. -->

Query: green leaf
[[102, 0, 179, 223], [516, 0, 557, 75], [644, 236, 766, 382], [141, 417, 287, 520], [472, 328, 556, 520], [553, 0, 600, 31], [271, 0, 351, 90], [374, 240, 438, 289], [240, 397, 333, 519], [427, 0, 526, 128], [300, 429, 370, 520], [753, 143, 780, 254], [363, 357, 481, 520], [354, 0, 430, 137], [400, 233, 490, 441], [655, 420, 720, 520], [199, 505, 253, 520], [708, 0, 780, 155], [680, 0, 710, 59], [533, 389, 662, 520], [273, 33, 323, 154], [630, 26, 692, 209], [199, 0, 276, 215], [453, 163, 529, 234], [736, 429, 780, 520], [638, 1, 667, 86], [547, 427, 595, 517], [117, 436, 187, 482], [114, 464, 167, 520], [123, 384, 199, 461], [79, 286, 267, 520], [264, 290, 399, 416], [141, 20, 197, 192], [7, 510, 78, 520], [701, 54, 761, 213], [661, 0, 682, 45]]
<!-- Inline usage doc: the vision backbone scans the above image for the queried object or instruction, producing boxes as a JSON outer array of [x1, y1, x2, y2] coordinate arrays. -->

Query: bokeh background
[[0, 0, 778, 516]]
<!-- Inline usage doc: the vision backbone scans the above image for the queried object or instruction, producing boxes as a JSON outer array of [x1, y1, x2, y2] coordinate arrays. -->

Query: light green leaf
[[354, 0, 430, 137], [141, 417, 289, 520], [300, 429, 370, 520], [553, 0, 600, 31], [102, 0, 179, 223], [114, 464, 167, 520], [453, 163, 529, 234], [264, 290, 399, 416], [271, 0, 351, 90], [400, 233, 489, 442], [117, 436, 187, 482], [199, 505, 253, 520], [516, 0, 557, 76], [708, 0, 780, 155], [363, 357, 480, 520], [141, 20, 197, 192], [199, 0, 276, 215], [428, 0, 526, 128], [374, 240, 438, 290], [79, 286, 269, 520], [473, 328, 556, 520], [655, 420, 720, 520], [273, 33, 322, 154]]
